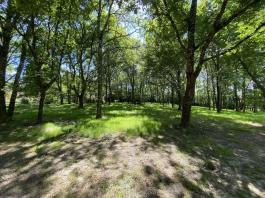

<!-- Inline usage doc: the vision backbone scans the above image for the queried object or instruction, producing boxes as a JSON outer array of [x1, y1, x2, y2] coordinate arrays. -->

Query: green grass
[[1, 103, 264, 197], [1, 103, 264, 143]]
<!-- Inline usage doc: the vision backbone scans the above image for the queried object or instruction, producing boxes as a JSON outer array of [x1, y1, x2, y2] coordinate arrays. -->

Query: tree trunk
[[66, 72, 71, 104], [0, 60, 7, 122], [233, 83, 239, 111], [96, 36, 103, 118], [37, 90, 46, 123], [60, 94, 64, 105], [206, 70, 211, 110], [211, 75, 216, 110], [7, 40, 27, 118], [0, 88, 7, 123], [0, 0, 14, 123], [131, 76, 135, 104], [242, 76, 246, 112], [171, 83, 174, 108], [162, 87, 165, 106], [105, 76, 108, 104], [176, 71, 182, 110], [108, 76, 111, 105], [180, 74, 196, 127], [96, 0, 104, 119], [58, 85, 64, 105], [215, 56, 222, 113], [78, 93, 84, 108], [253, 84, 257, 113], [216, 76, 222, 113], [67, 87, 71, 104]]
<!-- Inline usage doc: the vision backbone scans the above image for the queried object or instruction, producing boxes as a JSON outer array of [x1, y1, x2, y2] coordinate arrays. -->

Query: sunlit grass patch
[[192, 106, 265, 132], [77, 115, 162, 138], [30, 122, 64, 141], [2, 103, 265, 143], [32, 140, 65, 155]]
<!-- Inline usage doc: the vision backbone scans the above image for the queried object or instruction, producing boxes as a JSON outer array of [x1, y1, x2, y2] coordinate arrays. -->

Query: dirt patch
[[0, 131, 264, 198]]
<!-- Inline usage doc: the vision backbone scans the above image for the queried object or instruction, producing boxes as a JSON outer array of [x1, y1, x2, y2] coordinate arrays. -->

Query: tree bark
[[206, 68, 211, 110], [37, 90, 46, 124], [253, 84, 257, 113], [180, 0, 197, 127], [0, 0, 14, 123], [108, 76, 112, 105], [181, 74, 196, 127], [242, 76, 246, 112], [211, 73, 216, 110], [171, 83, 174, 108], [216, 75, 222, 113], [7, 40, 27, 118], [96, 32, 103, 118], [131, 76, 135, 104], [234, 83, 239, 111], [96, 0, 103, 119], [58, 85, 64, 105], [0, 60, 7, 122], [78, 93, 84, 109]]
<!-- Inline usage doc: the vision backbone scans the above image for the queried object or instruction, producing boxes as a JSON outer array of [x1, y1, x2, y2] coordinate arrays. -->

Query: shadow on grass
[[0, 103, 180, 142], [0, 104, 264, 197]]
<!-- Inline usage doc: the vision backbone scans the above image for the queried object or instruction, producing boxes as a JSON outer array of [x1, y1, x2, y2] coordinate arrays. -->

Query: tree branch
[[162, 0, 186, 50], [204, 22, 265, 61]]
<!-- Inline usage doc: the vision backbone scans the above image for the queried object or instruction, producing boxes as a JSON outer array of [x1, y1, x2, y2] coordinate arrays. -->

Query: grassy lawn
[[1, 103, 179, 142], [1, 103, 264, 142], [1, 103, 265, 197]]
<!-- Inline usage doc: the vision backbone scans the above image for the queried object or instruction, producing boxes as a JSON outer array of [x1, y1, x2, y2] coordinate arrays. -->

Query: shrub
[[21, 97, 30, 104]]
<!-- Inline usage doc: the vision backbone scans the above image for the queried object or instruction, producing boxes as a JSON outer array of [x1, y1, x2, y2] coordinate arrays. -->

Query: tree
[[0, 0, 17, 122], [145, 0, 265, 127]]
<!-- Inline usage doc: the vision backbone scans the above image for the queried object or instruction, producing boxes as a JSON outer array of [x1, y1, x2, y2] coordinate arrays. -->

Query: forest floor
[[0, 103, 265, 198]]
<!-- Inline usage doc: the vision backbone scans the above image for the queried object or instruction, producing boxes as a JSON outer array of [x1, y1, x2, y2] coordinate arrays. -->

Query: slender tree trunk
[[253, 84, 257, 113], [96, 39, 104, 117], [171, 83, 174, 108], [7, 41, 27, 118], [206, 70, 211, 110], [216, 76, 222, 113], [234, 83, 239, 111], [78, 93, 84, 108], [176, 88, 182, 110], [66, 71, 71, 104], [37, 90, 46, 123], [242, 76, 246, 112], [162, 87, 165, 106], [108, 77, 111, 105], [215, 54, 222, 113], [60, 94, 64, 105], [105, 76, 108, 104], [139, 84, 142, 104], [96, 0, 103, 119], [156, 85, 159, 103], [0, 0, 14, 123], [176, 71, 182, 110], [181, 74, 196, 127], [131, 76, 135, 104], [211, 74, 216, 110], [0, 58, 7, 122], [67, 89, 71, 104], [58, 84, 64, 105]]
